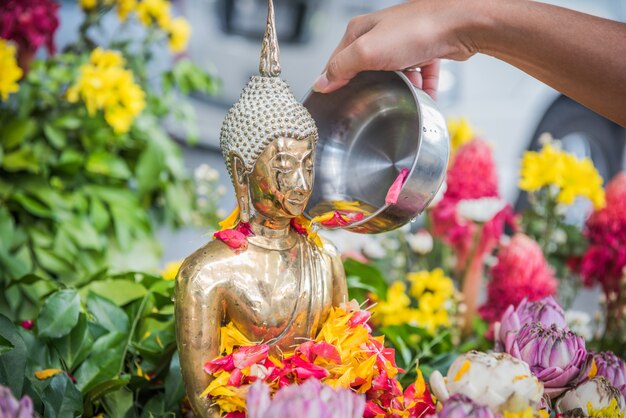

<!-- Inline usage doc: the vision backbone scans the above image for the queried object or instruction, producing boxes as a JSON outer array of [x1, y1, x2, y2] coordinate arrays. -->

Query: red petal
[[385, 167, 410, 205], [291, 356, 329, 380], [225, 413, 246, 418], [233, 344, 269, 369], [296, 340, 316, 362], [204, 354, 235, 374], [311, 342, 341, 364], [227, 368, 244, 387], [290, 218, 308, 235], [214, 229, 248, 251], [348, 310, 371, 328], [363, 401, 387, 418], [235, 222, 254, 237]]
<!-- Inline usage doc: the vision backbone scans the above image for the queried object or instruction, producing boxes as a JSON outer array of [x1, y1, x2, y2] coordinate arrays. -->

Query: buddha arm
[[325, 243, 348, 306], [176, 264, 224, 418]]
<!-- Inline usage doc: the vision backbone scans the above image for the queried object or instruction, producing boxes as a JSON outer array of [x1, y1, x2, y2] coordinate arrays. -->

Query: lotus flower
[[495, 297, 568, 352], [0, 385, 35, 418], [593, 352, 626, 399], [437, 394, 496, 418], [429, 351, 543, 413], [246, 379, 365, 418], [555, 377, 625, 416], [506, 323, 592, 398]]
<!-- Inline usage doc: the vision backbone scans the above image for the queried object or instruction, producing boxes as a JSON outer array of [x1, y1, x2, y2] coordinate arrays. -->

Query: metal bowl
[[303, 70, 450, 234]]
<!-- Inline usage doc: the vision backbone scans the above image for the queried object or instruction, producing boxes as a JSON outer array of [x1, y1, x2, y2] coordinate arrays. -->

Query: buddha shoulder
[[176, 239, 246, 289]]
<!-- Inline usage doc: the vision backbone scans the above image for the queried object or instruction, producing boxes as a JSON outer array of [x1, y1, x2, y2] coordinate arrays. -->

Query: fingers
[[314, 37, 375, 93], [402, 61, 440, 100]]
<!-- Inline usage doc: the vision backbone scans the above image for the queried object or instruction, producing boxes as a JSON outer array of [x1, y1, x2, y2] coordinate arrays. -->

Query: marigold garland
[[201, 303, 435, 417]]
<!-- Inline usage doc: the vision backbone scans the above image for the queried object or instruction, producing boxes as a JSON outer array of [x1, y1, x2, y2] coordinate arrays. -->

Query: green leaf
[[0, 335, 14, 354], [164, 352, 184, 411], [12, 192, 52, 217], [89, 196, 109, 232], [136, 142, 164, 195], [86, 375, 131, 405], [344, 258, 389, 299], [0, 118, 36, 149], [52, 314, 93, 371], [86, 151, 132, 180], [43, 124, 66, 149], [83, 279, 148, 307], [2, 147, 39, 173], [0, 314, 27, 397], [87, 292, 130, 333], [102, 386, 133, 418], [54, 116, 81, 130], [74, 342, 124, 393], [33, 246, 73, 275], [37, 289, 81, 339], [41, 372, 84, 418]]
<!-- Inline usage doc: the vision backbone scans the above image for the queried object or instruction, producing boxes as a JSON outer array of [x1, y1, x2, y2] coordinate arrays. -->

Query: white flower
[[565, 310, 593, 341], [552, 228, 567, 245], [194, 164, 219, 182], [428, 181, 447, 208], [555, 377, 625, 415], [429, 351, 544, 413], [406, 230, 433, 255], [456, 197, 507, 223], [362, 240, 386, 259]]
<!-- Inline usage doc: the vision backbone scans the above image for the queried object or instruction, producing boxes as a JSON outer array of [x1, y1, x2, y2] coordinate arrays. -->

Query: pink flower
[[446, 139, 499, 200], [385, 167, 410, 205], [581, 173, 626, 294], [0, 0, 60, 54], [20, 320, 34, 330], [214, 229, 249, 251], [479, 234, 558, 331]]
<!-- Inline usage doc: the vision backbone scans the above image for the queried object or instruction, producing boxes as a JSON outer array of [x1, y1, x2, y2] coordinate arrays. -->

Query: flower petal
[[385, 167, 410, 205]]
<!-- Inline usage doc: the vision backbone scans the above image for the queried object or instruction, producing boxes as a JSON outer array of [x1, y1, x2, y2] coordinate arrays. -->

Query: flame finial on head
[[260, 0, 281, 77]]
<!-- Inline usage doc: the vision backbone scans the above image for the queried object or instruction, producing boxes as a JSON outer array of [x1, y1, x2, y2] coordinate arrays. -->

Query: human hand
[[313, 0, 481, 99]]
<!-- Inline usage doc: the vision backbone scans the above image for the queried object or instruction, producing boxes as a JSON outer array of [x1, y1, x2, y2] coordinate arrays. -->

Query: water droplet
[[171, 296, 176, 302], [410, 217, 417, 223]]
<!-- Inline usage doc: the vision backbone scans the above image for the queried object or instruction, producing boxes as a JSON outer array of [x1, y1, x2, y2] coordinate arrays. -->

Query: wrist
[[456, 0, 513, 57]]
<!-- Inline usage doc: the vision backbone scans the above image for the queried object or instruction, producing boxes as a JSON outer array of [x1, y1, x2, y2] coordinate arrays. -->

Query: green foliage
[[0, 272, 180, 417]]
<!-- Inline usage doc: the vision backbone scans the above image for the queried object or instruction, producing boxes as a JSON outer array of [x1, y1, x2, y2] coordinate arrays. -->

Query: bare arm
[[314, 0, 626, 127]]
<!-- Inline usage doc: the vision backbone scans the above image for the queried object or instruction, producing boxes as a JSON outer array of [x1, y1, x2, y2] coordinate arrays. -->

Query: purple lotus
[[247, 379, 365, 418], [593, 351, 626, 399], [437, 394, 496, 418], [507, 322, 591, 398], [495, 297, 567, 352], [0, 386, 35, 418]]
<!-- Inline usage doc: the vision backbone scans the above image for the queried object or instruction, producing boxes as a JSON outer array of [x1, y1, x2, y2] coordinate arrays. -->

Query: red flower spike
[[385, 167, 410, 205], [214, 229, 249, 251], [204, 354, 235, 374], [20, 320, 34, 330], [232, 344, 269, 369], [311, 342, 341, 364]]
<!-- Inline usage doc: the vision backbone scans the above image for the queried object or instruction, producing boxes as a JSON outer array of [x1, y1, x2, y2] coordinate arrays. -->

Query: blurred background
[[56, 0, 626, 264]]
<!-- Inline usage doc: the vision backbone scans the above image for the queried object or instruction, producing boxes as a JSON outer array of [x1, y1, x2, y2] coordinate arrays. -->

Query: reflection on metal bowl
[[303, 71, 449, 234]]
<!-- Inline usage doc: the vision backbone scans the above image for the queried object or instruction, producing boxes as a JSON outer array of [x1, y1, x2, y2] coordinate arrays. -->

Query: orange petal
[[35, 369, 64, 380]]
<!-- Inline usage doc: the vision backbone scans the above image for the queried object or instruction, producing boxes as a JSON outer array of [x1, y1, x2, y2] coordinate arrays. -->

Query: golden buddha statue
[[175, 1, 348, 416]]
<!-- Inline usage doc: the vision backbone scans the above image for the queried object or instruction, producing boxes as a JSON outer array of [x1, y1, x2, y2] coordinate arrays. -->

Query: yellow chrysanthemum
[[67, 48, 145, 134], [502, 407, 549, 418], [373, 269, 456, 334], [448, 117, 475, 153], [116, 0, 137, 20], [519, 142, 605, 209], [0, 40, 22, 101], [136, 0, 172, 29], [588, 399, 625, 418], [166, 17, 191, 53], [161, 260, 182, 280]]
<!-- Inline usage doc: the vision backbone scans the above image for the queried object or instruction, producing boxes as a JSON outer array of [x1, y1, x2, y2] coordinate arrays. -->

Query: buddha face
[[248, 136, 315, 219]]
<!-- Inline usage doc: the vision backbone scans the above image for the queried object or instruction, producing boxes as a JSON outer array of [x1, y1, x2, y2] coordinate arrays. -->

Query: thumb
[[314, 39, 373, 94]]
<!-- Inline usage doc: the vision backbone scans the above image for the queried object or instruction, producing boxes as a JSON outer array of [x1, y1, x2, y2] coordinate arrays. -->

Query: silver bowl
[[303, 70, 450, 234]]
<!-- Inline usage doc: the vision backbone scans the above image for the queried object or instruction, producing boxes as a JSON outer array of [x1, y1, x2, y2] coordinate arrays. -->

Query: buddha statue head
[[219, 0, 318, 226]]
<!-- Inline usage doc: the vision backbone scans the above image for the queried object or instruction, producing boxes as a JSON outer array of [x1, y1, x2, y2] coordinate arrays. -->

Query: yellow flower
[[0, 40, 22, 101], [67, 48, 145, 134], [218, 207, 240, 230], [502, 407, 549, 418], [161, 260, 182, 280], [116, 0, 137, 20], [79, 0, 98, 10], [136, 0, 172, 29], [166, 17, 191, 53], [587, 398, 625, 418], [519, 141, 605, 209], [372, 281, 419, 327], [448, 117, 475, 153]]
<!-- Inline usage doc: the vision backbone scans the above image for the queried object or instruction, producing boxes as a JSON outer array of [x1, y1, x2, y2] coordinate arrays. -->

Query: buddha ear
[[232, 155, 251, 223]]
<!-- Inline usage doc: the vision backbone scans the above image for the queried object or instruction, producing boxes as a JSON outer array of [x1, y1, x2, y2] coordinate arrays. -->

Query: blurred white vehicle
[[181, 0, 626, 203]]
